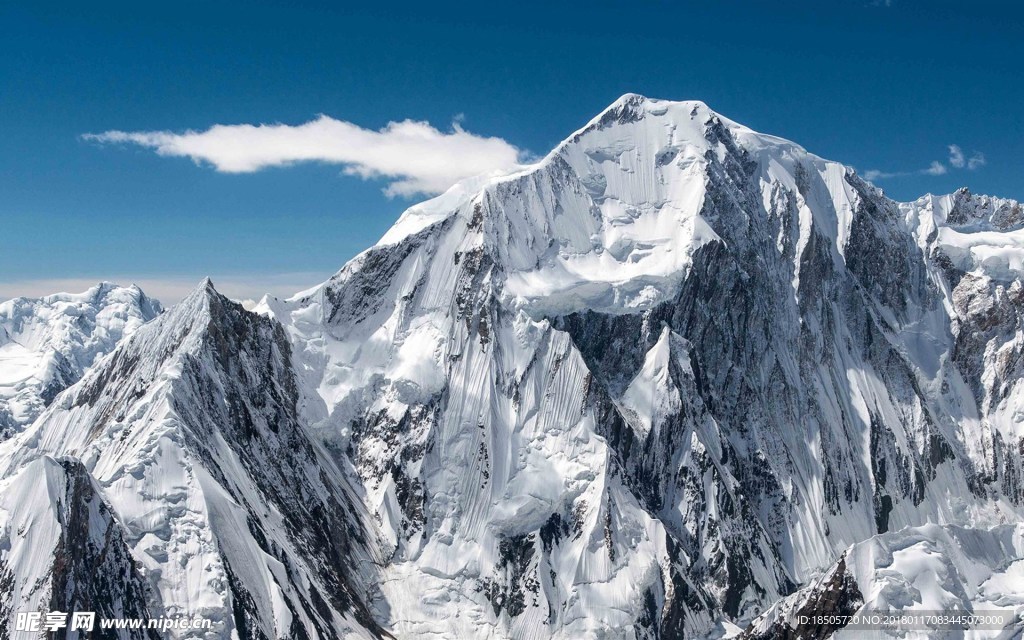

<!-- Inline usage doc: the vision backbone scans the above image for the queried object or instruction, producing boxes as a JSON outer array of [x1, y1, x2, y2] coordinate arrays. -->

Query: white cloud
[[949, 144, 987, 171], [84, 116, 526, 198], [862, 161, 946, 181], [948, 144, 965, 168], [0, 272, 329, 307], [863, 169, 896, 181]]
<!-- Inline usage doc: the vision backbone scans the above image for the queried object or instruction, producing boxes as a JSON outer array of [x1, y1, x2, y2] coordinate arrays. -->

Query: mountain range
[[2, 94, 1022, 639]]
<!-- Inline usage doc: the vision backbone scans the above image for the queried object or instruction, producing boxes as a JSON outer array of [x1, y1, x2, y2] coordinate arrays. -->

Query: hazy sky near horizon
[[2, 0, 1022, 303]]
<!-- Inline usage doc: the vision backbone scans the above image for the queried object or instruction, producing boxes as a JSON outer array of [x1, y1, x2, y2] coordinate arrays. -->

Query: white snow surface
[[903, 189, 1024, 283], [0, 283, 161, 433]]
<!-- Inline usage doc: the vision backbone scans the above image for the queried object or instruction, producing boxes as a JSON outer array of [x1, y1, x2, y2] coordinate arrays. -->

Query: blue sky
[[2, 0, 1022, 303]]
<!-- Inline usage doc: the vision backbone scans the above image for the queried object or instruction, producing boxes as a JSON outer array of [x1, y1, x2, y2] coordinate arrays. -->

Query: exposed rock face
[[738, 555, 863, 640], [2, 95, 1024, 638], [944, 187, 1024, 230]]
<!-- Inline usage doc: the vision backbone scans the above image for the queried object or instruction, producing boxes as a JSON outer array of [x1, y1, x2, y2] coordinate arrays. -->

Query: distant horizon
[[0, 272, 329, 307]]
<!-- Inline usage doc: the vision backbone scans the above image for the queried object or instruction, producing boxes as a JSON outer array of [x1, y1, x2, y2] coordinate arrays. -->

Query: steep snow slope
[[0, 281, 386, 639], [0, 283, 162, 437], [259, 94, 1024, 636]]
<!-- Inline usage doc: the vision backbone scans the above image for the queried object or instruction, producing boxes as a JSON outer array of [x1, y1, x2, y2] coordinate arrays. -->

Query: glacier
[[2, 94, 1024, 638]]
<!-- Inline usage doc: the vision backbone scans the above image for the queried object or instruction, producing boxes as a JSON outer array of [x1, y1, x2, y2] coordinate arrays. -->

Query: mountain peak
[[373, 92, 840, 317], [176, 276, 221, 308], [161, 277, 248, 342], [89, 281, 119, 297], [372, 95, 784, 253], [568, 94, 717, 145], [596, 93, 712, 118]]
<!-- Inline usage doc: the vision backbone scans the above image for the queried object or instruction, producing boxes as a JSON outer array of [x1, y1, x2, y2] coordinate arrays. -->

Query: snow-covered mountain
[[0, 283, 162, 437], [0, 281, 386, 638], [2, 95, 1023, 638]]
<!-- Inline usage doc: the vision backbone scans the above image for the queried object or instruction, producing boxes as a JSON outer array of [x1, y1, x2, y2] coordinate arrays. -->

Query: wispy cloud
[[862, 169, 899, 181], [947, 144, 985, 170], [0, 272, 330, 307], [863, 160, 945, 181], [84, 116, 526, 198], [948, 144, 966, 168], [864, 143, 985, 182]]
